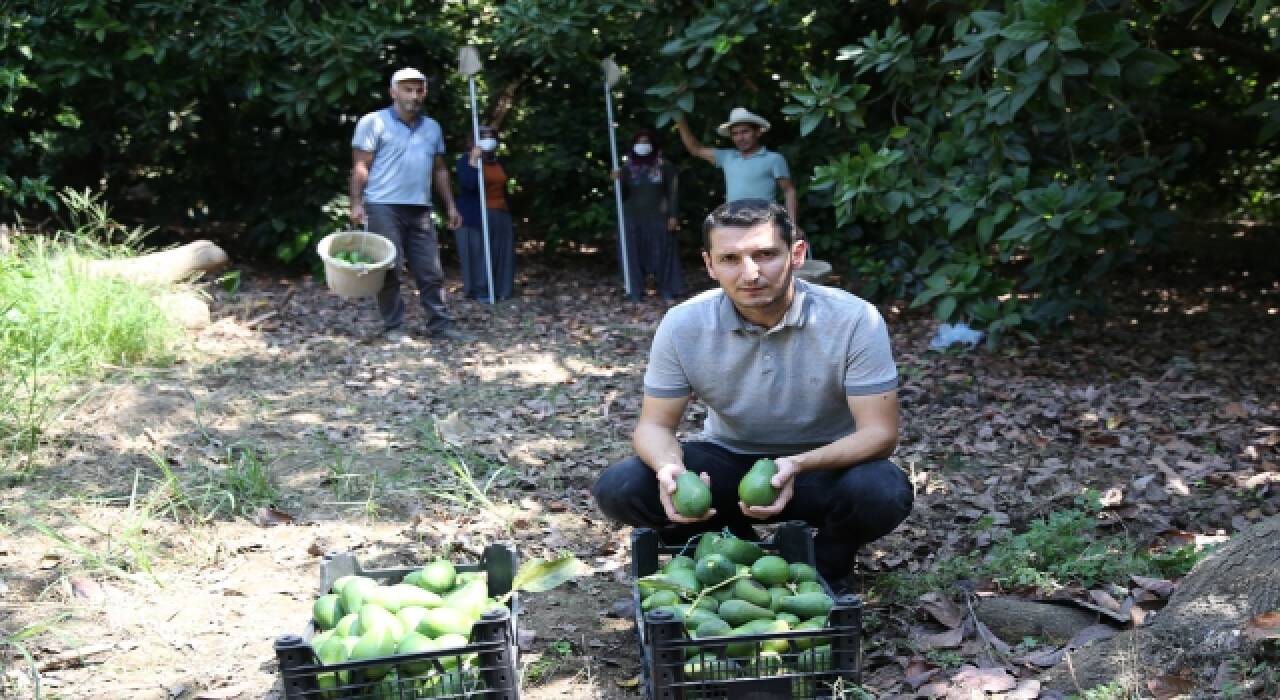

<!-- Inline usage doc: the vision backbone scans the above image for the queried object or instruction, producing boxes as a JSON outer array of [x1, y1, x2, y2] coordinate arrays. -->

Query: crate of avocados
[[631, 524, 863, 699], [274, 544, 520, 699]]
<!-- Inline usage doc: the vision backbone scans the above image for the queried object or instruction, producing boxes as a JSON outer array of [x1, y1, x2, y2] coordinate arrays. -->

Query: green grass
[[0, 613, 69, 700], [873, 491, 1206, 602], [0, 189, 184, 473]]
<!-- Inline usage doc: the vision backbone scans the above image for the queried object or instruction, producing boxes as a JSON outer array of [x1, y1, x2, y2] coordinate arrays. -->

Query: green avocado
[[672, 471, 712, 518], [737, 459, 778, 507]]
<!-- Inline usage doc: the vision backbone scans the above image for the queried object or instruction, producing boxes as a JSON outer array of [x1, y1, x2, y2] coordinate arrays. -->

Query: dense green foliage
[[2, 1, 1276, 339]]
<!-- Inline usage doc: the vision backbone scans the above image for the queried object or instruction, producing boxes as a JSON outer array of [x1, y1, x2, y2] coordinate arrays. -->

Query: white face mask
[[633, 143, 653, 156], [478, 138, 498, 152]]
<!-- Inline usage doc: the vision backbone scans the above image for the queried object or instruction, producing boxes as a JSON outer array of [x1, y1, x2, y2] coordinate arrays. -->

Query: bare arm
[[675, 115, 718, 165], [349, 149, 374, 225], [741, 390, 900, 519], [432, 154, 462, 230], [793, 391, 899, 471], [778, 176, 800, 239], [633, 394, 715, 524]]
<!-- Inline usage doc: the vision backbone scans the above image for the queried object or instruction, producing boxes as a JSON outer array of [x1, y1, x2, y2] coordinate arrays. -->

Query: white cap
[[390, 67, 427, 87]]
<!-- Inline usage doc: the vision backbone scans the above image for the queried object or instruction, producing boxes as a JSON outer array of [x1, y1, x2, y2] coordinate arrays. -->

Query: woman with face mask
[[611, 129, 683, 304], [454, 125, 515, 302]]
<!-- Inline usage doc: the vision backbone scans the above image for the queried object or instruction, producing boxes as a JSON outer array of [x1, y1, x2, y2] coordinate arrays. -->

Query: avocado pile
[[331, 249, 378, 265], [306, 559, 509, 698], [637, 531, 838, 685]]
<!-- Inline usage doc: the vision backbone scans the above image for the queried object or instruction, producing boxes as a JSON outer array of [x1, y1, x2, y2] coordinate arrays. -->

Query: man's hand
[[657, 464, 716, 524], [349, 202, 366, 227], [446, 206, 462, 230], [667, 217, 679, 232], [740, 456, 800, 520]]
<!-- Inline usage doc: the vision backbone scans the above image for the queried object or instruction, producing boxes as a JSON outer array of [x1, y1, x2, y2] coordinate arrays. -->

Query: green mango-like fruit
[[395, 631, 436, 677], [732, 579, 773, 608], [339, 577, 379, 616], [333, 612, 361, 637], [780, 592, 835, 619], [749, 555, 790, 586], [419, 606, 474, 639], [713, 536, 764, 567], [737, 459, 778, 507], [694, 554, 737, 587], [694, 532, 724, 561], [718, 599, 775, 627], [313, 594, 343, 630], [642, 590, 680, 611], [672, 471, 712, 517], [788, 562, 818, 584], [663, 555, 696, 573], [419, 559, 457, 595]]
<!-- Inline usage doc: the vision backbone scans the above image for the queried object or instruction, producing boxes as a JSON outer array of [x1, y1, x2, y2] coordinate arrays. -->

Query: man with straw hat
[[349, 67, 467, 343], [675, 107, 800, 237]]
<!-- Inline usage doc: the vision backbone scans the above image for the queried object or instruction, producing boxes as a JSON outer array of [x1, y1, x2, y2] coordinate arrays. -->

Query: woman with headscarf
[[455, 125, 515, 302], [613, 129, 682, 303]]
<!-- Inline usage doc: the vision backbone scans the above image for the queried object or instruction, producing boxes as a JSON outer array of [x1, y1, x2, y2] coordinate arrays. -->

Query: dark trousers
[[367, 203, 453, 332], [592, 441, 913, 582]]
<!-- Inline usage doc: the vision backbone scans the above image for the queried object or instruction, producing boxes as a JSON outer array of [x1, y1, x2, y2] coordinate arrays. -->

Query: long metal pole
[[603, 79, 632, 299], [468, 76, 496, 306]]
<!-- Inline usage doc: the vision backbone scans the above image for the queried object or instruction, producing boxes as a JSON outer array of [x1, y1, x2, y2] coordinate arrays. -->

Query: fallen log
[[84, 240, 230, 284]]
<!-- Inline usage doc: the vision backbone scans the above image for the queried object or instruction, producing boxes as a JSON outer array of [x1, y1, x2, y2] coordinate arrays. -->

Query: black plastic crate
[[632, 524, 862, 699], [274, 544, 520, 699]]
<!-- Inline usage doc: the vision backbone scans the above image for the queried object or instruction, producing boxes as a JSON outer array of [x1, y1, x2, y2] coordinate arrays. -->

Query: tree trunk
[[1042, 515, 1280, 692], [83, 240, 230, 284]]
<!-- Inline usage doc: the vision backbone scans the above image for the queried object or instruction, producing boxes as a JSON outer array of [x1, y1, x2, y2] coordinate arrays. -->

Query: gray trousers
[[621, 212, 683, 301], [454, 208, 515, 302], [366, 203, 453, 331]]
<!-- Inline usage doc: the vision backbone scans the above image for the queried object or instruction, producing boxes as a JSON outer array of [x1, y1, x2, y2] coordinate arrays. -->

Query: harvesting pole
[[458, 46, 496, 305], [602, 57, 633, 299]]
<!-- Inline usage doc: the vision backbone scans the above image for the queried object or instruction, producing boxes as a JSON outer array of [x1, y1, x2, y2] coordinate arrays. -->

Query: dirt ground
[[0, 242, 1276, 699]]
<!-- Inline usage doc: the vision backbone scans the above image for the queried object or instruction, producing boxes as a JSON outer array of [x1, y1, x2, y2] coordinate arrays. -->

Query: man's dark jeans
[[366, 203, 453, 332], [592, 441, 913, 582]]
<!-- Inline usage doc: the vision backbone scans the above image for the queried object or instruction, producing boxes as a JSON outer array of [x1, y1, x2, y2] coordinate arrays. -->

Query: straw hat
[[717, 107, 771, 137]]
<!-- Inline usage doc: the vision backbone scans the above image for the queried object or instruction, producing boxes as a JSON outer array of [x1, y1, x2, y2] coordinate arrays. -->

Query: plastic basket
[[632, 524, 862, 699], [317, 231, 397, 299], [794, 259, 833, 284], [274, 545, 520, 699]]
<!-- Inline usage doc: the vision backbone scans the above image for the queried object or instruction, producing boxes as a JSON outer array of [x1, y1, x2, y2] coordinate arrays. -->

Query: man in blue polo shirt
[[675, 107, 801, 238], [592, 199, 912, 589], [350, 67, 466, 342]]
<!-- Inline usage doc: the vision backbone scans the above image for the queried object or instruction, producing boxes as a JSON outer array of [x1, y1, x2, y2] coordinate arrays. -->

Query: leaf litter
[[0, 253, 1274, 698]]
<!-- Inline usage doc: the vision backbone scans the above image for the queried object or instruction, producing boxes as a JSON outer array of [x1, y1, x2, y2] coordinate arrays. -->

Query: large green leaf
[[511, 553, 588, 594]]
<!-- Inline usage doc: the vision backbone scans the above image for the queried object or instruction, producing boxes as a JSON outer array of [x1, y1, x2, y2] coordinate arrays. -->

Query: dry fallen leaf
[[68, 576, 104, 605], [615, 676, 641, 689], [1223, 401, 1249, 419], [917, 624, 965, 651], [1243, 611, 1280, 641], [950, 665, 1017, 693], [1131, 575, 1175, 597], [250, 507, 295, 527], [1008, 679, 1042, 700], [918, 591, 965, 629], [904, 656, 943, 690], [1147, 674, 1196, 699]]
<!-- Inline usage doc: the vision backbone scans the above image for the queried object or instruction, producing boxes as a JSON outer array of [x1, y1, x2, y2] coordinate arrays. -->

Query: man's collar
[[734, 146, 770, 159], [719, 279, 810, 333], [387, 106, 423, 128]]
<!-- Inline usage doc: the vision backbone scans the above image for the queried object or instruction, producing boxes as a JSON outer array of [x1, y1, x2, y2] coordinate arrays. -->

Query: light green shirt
[[714, 147, 790, 203]]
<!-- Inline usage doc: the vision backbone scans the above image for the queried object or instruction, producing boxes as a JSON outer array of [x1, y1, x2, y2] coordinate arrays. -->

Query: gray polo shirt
[[352, 108, 445, 206], [643, 279, 898, 454], [714, 147, 790, 202]]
